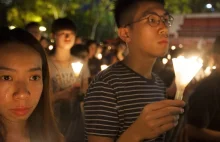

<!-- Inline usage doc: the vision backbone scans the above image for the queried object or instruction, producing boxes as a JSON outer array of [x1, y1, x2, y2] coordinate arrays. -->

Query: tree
[[165, 0, 192, 14], [5, 0, 220, 41], [7, 0, 79, 28]]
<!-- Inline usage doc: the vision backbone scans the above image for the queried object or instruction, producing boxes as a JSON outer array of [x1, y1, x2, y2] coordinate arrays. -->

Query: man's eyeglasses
[[124, 12, 174, 28]]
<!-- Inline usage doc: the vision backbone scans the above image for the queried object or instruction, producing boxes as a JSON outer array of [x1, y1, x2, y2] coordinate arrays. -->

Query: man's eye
[[30, 75, 41, 81], [148, 16, 159, 23], [1, 76, 12, 81]]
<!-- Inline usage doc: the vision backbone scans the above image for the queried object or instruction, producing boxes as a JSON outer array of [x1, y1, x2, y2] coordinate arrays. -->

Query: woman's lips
[[10, 107, 32, 116]]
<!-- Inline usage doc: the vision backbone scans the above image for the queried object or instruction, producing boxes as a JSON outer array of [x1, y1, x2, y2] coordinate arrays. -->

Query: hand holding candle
[[172, 56, 203, 100]]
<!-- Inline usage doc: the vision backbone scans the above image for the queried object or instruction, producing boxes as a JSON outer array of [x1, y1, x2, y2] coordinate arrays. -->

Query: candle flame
[[172, 56, 203, 100], [101, 64, 108, 71], [97, 53, 102, 60], [71, 62, 83, 77]]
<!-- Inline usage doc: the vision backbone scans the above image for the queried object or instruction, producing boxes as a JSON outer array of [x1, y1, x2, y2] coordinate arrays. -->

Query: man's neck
[[123, 52, 156, 79], [54, 47, 71, 61]]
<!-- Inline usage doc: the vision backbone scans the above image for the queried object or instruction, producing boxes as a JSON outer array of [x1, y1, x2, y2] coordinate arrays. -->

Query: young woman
[[0, 27, 63, 142]]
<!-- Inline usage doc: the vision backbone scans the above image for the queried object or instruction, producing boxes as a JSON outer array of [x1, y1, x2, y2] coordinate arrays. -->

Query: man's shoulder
[[92, 62, 126, 83]]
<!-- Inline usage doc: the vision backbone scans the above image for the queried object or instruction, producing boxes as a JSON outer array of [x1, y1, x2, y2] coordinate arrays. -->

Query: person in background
[[186, 36, 220, 142], [86, 40, 102, 79], [48, 17, 90, 142], [71, 44, 89, 62], [40, 36, 50, 49], [84, 0, 185, 142], [75, 36, 85, 45], [25, 22, 41, 41], [0, 27, 63, 142]]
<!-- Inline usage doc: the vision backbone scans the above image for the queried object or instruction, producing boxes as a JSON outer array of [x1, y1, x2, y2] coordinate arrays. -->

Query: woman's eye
[[30, 75, 41, 81], [1, 76, 12, 81]]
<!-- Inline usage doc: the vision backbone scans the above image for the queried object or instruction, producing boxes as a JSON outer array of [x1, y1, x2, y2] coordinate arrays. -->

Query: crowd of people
[[0, 0, 220, 142]]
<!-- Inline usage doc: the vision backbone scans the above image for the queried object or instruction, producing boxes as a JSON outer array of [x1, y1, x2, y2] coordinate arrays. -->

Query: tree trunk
[[90, 16, 100, 40]]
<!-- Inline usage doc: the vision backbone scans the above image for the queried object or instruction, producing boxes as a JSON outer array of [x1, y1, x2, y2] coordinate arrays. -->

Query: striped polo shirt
[[84, 61, 166, 142]]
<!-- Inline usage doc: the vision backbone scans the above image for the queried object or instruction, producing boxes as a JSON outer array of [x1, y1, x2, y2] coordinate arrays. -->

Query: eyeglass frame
[[123, 12, 174, 28]]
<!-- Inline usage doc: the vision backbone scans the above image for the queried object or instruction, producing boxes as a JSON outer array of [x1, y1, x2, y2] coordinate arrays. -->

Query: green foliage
[[165, 0, 192, 14], [6, 0, 220, 41]]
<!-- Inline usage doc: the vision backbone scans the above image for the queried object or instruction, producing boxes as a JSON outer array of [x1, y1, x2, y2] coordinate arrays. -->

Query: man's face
[[54, 29, 76, 50], [123, 2, 170, 58]]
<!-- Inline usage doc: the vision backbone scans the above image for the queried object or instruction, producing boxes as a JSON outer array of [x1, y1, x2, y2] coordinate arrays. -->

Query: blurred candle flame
[[172, 56, 203, 100], [71, 62, 83, 77], [101, 64, 108, 71], [97, 53, 102, 60]]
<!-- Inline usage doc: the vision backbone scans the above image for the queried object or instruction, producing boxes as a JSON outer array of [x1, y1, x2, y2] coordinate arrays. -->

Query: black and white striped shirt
[[84, 61, 166, 142]]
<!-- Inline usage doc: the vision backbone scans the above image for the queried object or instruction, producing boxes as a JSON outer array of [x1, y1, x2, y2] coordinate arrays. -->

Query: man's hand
[[118, 99, 185, 141]]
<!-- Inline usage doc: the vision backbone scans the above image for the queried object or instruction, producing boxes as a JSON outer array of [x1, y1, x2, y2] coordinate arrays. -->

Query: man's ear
[[118, 27, 131, 43]]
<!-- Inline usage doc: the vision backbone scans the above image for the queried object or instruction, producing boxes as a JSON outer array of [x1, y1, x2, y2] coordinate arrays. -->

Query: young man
[[84, 0, 185, 142], [25, 22, 41, 41], [48, 18, 90, 142], [186, 36, 220, 142]]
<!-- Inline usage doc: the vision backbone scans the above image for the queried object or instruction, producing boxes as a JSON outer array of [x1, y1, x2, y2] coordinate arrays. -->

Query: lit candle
[[172, 56, 203, 100], [204, 66, 211, 76], [71, 62, 83, 77], [97, 53, 102, 60], [212, 66, 216, 70], [167, 54, 172, 60], [48, 45, 53, 50], [162, 58, 168, 65], [101, 64, 108, 71]]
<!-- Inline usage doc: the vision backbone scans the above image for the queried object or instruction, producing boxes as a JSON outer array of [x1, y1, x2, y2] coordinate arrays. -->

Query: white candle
[[71, 62, 83, 77], [172, 56, 203, 100]]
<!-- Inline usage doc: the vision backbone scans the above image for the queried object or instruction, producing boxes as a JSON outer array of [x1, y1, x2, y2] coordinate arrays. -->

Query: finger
[[145, 106, 184, 120], [153, 121, 178, 135], [146, 100, 185, 111], [150, 115, 179, 128]]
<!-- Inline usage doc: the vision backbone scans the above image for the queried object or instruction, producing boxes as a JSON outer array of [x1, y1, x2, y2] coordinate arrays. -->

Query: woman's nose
[[13, 82, 30, 100]]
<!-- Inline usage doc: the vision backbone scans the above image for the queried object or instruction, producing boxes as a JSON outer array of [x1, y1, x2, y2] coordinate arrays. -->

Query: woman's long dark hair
[[0, 27, 63, 142]]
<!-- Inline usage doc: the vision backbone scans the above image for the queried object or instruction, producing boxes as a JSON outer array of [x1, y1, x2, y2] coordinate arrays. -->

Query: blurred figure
[[40, 36, 50, 49], [25, 22, 41, 41], [0, 27, 63, 142], [186, 36, 220, 142], [86, 40, 102, 78], [71, 44, 89, 61], [116, 42, 126, 61], [75, 36, 84, 45]]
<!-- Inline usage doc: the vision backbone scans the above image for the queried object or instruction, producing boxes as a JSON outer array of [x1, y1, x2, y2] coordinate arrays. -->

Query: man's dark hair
[[114, 0, 165, 28], [25, 22, 40, 30], [51, 17, 77, 34], [213, 36, 220, 54]]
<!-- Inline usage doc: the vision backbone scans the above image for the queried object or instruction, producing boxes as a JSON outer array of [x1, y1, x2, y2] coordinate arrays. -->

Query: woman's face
[[0, 43, 43, 123]]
